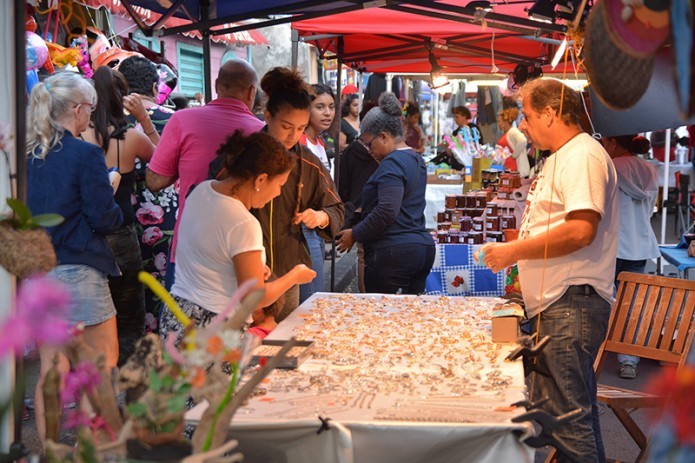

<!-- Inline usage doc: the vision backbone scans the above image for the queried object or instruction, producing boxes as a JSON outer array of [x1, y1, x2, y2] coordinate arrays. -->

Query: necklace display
[[234, 294, 526, 424]]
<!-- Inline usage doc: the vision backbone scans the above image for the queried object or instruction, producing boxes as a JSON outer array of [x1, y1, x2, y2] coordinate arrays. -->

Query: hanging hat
[[603, 0, 670, 57], [341, 84, 358, 96], [585, 1, 655, 110]]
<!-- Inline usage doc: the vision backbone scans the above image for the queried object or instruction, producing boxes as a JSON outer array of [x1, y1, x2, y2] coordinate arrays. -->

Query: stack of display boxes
[[434, 171, 521, 244]]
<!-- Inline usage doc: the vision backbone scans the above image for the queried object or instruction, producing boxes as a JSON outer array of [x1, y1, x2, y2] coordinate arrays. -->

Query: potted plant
[[0, 198, 63, 278]]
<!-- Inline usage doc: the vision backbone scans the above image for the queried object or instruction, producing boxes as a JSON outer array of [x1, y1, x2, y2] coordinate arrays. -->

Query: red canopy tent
[[292, 1, 569, 75]]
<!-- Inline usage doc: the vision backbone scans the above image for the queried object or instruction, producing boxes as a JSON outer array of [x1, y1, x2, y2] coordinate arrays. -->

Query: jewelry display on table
[[233, 294, 526, 424]]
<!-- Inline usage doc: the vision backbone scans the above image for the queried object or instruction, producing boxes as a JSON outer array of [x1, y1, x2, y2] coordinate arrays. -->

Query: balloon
[[26, 70, 39, 94], [156, 64, 178, 104], [26, 31, 48, 71], [25, 16, 37, 32]]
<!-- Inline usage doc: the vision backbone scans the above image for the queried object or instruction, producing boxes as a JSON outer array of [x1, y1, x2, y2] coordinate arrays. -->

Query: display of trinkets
[[228, 294, 526, 426]]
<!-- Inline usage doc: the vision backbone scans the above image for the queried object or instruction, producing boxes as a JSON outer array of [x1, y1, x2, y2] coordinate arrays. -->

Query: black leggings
[[107, 223, 145, 366]]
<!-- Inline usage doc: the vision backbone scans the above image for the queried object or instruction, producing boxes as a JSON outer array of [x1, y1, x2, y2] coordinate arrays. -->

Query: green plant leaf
[[160, 375, 174, 390], [6, 198, 32, 225], [127, 402, 147, 417], [29, 213, 64, 228], [149, 370, 162, 391], [166, 395, 187, 413]]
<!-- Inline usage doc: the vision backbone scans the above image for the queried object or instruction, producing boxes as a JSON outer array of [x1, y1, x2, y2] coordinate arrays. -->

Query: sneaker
[[619, 363, 637, 379]]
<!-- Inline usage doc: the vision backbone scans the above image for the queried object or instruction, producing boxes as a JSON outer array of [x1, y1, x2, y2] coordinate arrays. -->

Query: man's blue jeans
[[528, 285, 611, 463]]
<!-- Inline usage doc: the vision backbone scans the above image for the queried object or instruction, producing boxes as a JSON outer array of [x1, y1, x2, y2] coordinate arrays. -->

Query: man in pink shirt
[[146, 58, 264, 287]]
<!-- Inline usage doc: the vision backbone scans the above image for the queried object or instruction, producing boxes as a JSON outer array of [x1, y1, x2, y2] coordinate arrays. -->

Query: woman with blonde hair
[[497, 107, 530, 177], [26, 72, 123, 444]]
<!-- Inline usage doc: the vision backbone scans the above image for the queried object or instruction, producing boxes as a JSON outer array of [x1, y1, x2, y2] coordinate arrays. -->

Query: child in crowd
[[248, 291, 285, 340]]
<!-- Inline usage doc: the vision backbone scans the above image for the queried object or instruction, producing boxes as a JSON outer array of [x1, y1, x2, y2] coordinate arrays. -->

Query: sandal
[[619, 363, 637, 379]]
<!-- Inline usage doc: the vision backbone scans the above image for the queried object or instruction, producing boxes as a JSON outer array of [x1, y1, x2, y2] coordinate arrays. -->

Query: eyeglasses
[[75, 102, 97, 113], [359, 134, 380, 153]]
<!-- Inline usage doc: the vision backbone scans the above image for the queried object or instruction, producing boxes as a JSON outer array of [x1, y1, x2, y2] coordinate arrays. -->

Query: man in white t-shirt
[[480, 79, 618, 463]]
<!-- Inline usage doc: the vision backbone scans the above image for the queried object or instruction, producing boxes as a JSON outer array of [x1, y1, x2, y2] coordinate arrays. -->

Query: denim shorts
[[49, 264, 116, 326]]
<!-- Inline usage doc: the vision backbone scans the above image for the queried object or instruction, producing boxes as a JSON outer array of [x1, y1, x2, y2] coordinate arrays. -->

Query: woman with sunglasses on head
[[251, 68, 344, 320], [298, 84, 337, 302], [82, 66, 156, 366], [336, 92, 435, 294], [26, 72, 123, 445]]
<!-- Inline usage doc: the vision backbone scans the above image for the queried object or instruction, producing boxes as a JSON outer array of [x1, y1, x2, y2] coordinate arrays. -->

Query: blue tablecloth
[[659, 245, 695, 277], [425, 243, 505, 296]]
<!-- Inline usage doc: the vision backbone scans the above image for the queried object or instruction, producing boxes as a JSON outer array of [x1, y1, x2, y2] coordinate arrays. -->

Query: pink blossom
[[130, 193, 137, 206], [63, 410, 92, 430], [154, 252, 168, 272], [62, 362, 101, 404], [136, 202, 165, 225], [0, 276, 72, 357], [141, 226, 163, 246]]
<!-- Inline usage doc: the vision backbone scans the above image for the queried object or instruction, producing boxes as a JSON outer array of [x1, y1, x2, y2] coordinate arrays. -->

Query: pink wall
[[112, 16, 247, 98]]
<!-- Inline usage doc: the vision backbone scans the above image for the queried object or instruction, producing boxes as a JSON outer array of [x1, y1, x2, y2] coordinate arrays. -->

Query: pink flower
[[63, 410, 91, 430], [62, 362, 101, 404], [154, 252, 168, 272], [0, 276, 72, 357], [136, 202, 165, 225], [141, 226, 163, 246]]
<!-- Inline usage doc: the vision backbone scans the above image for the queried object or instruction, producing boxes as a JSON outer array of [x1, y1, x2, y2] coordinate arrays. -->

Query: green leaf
[[160, 375, 174, 389], [28, 213, 64, 228], [127, 402, 147, 417], [166, 395, 187, 413], [6, 198, 32, 225], [149, 370, 162, 391], [177, 383, 191, 395]]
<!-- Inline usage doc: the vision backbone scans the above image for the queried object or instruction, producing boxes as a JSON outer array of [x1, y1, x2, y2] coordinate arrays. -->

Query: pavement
[[15, 213, 682, 460]]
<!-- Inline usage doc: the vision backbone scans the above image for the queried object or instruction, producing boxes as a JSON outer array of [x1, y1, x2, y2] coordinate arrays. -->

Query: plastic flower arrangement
[[443, 130, 504, 167]]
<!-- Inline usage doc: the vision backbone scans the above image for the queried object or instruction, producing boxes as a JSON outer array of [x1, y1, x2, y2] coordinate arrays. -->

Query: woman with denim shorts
[[26, 72, 123, 445]]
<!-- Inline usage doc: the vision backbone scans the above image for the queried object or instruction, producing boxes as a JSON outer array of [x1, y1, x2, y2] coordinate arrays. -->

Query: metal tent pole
[[330, 38, 344, 293], [201, 1, 212, 103]]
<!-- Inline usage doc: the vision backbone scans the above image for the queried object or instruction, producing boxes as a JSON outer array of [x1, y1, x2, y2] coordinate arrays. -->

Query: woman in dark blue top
[[26, 72, 123, 443], [336, 92, 435, 294]]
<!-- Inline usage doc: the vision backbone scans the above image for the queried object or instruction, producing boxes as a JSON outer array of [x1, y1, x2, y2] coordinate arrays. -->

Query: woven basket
[[0, 222, 57, 278]]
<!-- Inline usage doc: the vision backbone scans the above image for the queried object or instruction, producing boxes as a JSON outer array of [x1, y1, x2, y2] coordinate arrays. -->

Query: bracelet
[[144, 127, 156, 136]]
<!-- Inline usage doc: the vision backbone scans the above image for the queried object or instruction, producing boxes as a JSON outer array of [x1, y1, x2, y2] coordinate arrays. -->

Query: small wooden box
[[491, 317, 520, 343]]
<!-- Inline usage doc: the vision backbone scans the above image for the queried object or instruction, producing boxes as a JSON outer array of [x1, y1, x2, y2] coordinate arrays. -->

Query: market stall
[[186, 293, 533, 463]]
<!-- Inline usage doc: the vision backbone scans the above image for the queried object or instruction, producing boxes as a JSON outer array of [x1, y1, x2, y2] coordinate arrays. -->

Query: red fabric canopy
[[293, 1, 562, 74], [81, 0, 268, 46]]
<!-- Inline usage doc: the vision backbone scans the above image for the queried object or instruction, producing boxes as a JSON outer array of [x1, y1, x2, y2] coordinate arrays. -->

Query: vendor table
[[659, 245, 695, 279], [425, 243, 506, 296], [649, 160, 695, 189], [424, 183, 462, 229], [186, 293, 533, 463]]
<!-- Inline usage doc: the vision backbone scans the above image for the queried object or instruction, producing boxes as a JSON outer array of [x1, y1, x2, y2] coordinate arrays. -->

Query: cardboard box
[[427, 174, 464, 186], [492, 317, 520, 343]]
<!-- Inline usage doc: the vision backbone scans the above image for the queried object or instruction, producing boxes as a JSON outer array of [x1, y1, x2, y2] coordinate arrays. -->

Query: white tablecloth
[[649, 160, 695, 189], [186, 293, 533, 463], [424, 183, 463, 229]]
